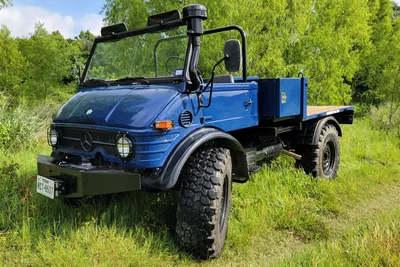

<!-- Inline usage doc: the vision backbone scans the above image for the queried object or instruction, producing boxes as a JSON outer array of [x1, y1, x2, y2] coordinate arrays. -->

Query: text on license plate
[[37, 175, 55, 199]]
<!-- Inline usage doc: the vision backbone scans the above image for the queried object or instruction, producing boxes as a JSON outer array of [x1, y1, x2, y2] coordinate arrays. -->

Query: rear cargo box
[[257, 78, 301, 119]]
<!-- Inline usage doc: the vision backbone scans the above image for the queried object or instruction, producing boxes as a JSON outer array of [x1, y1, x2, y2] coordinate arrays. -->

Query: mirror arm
[[198, 55, 228, 108]]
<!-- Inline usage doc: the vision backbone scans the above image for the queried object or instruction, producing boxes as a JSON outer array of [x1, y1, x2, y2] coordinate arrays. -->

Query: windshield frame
[[81, 18, 248, 86], [81, 18, 187, 85]]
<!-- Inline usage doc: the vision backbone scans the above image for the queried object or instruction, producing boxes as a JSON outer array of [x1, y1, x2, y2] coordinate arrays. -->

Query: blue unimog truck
[[36, 4, 354, 259]]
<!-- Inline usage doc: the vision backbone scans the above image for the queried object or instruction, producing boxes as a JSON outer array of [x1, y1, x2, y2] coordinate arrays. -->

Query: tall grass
[[0, 98, 57, 151], [273, 209, 400, 266], [0, 116, 400, 265]]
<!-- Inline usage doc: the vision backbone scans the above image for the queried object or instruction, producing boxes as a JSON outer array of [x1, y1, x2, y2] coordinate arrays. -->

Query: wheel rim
[[322, 141, 335, 175], [219, 175, 229, 231]]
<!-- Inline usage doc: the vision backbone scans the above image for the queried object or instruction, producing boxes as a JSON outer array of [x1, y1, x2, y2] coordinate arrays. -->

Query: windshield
[[85, 28, 188, 82]]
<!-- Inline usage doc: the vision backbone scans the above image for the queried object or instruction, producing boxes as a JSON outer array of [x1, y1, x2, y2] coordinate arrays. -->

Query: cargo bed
[[305, 106, 354, 121]]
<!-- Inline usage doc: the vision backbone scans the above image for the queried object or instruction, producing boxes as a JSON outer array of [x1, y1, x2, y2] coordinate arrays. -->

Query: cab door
[[201, 81, 258, 132]]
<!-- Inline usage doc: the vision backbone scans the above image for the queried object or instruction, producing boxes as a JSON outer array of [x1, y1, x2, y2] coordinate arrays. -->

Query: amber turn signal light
[[154, 120, 174, 130]]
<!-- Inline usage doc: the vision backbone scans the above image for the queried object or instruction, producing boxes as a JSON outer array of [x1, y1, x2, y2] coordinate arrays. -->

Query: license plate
[[37, 175, 55, 199]]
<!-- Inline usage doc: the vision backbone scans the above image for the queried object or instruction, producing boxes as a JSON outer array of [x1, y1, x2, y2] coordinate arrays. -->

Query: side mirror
[[224, 39, 242, 72]]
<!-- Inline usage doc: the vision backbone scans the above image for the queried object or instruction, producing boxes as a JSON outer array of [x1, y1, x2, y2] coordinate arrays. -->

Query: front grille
[[58, 127, 117, 156]]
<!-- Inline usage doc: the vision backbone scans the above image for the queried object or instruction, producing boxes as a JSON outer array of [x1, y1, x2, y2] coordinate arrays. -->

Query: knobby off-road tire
[[297, 124, 340, 179], [176, 147, 232, 260]]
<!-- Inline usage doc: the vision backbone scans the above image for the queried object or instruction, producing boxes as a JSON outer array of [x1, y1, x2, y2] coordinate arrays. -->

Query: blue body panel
[[54, 84, 182, 129], [300, 78, 308, 119], [202, 82, 258, 131], [257, 78, 301, 119], [52, 81, 258, 169], [51, 76, 353, 171]]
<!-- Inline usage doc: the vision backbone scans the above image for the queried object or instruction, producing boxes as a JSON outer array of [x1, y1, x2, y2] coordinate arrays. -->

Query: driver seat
[[214, 74, 234, 83]]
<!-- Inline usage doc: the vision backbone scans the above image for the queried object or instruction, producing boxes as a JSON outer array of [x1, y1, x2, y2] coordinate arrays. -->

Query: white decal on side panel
[[326, 109, 340, 115]]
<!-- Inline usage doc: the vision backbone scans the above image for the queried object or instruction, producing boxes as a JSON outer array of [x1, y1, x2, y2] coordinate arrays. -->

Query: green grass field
[[1, 118, 400, 266]]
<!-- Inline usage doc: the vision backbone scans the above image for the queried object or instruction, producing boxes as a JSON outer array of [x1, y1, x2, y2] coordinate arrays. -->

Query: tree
[[103, 0, 371, 105], [379, 17, 400, 129], [0, 0, 11, 9], [102, 0, 148, 29], [0, 26, 26, 97], [298, 0, 370, 105], [76, 30, 95, 57], [71, 30, 96, 81], [353, 0, 396, 106], [393, 1, 400, 18], [17, 23, 80, 100]]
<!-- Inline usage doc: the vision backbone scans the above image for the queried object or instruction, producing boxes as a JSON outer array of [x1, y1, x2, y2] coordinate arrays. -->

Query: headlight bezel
[[47, 128, 59, 147], [115, 133, 135, 161]]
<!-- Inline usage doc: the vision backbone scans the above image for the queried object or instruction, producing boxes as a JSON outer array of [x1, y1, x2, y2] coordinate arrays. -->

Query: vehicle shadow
[[29, 186, 181, 251], [67, 190, 178, 229]]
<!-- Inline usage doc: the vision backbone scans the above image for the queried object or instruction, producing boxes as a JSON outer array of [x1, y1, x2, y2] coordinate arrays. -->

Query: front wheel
[[296, 124, 340, 179], [176, 147, 232, 259]]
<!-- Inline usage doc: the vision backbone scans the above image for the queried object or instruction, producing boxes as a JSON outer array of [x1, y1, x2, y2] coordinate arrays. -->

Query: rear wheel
[[176, 147, 232, 259], [296, 124, 340, 179]]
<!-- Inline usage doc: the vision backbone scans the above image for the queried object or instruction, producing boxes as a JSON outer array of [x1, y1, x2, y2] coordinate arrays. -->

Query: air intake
[[179, 110, 193, 128]]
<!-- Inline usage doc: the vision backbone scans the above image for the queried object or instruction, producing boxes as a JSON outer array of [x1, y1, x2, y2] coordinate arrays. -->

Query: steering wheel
[[165, 56, 185, 75]]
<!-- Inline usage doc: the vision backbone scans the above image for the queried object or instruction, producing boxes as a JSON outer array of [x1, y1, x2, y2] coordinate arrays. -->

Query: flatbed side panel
[[304, 106, 354, 121]]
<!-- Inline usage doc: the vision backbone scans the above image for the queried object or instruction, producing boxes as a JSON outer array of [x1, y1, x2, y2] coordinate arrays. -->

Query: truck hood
[[54, 85, 180, 129]]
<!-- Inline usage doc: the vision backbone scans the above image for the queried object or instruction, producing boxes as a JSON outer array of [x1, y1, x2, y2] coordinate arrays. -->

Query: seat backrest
[[213, 74, 234, 83]]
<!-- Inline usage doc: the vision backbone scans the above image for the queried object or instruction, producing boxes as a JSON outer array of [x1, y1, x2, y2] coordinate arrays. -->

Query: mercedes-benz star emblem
[[80, 132, 93, 152]]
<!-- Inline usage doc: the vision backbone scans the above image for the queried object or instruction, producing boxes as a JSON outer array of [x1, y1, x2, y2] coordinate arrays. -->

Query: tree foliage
[[0, 0, 11, 9], [0, 0, 399, 110], [86, 28, 188, 80], [394, 1, 400, 18], [0, 22, 95, 105], [0, 26, 25, 95], [102, 0, 399, 106], [16, 24, 80, 100]]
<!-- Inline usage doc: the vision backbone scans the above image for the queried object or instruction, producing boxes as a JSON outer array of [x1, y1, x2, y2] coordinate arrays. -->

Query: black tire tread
[[176, 147, 231, 259], [297, 124, 340, 178]]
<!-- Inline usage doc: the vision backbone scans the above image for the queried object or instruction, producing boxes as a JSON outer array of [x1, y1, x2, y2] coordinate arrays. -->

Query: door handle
[[244, 99, 253, 107]]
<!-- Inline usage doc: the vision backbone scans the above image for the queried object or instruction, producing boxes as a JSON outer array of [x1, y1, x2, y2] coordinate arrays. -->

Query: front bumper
[[37, 155, 141, 198]]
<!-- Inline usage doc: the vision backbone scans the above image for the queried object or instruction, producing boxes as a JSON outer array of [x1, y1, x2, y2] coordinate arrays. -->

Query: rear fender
[[312, 116, 342, 145], [299, 116, 342, 145], [145, 127, 249, 190]]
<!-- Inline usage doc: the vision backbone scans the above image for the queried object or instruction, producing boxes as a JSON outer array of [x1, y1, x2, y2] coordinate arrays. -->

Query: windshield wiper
[[81, 79, 110, 87], [114, 77, 150, 84]]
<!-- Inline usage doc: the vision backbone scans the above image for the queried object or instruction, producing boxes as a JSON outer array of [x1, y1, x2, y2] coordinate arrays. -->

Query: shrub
[[370, 103, 400, 133]]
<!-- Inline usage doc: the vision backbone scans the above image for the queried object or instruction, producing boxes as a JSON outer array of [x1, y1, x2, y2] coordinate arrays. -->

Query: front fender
[[142, 127, 249, 190]]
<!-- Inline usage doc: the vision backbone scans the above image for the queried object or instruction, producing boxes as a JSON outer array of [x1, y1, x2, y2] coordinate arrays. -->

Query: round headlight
[[48, 129, 58, 146], [116, 135, 133, 159]]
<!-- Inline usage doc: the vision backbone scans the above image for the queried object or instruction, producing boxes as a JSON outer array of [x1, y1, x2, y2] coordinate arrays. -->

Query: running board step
[[248, 165, 261, 173]]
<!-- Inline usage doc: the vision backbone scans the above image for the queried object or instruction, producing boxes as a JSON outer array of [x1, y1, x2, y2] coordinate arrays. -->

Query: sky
[[0, 0, 105, 38]]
